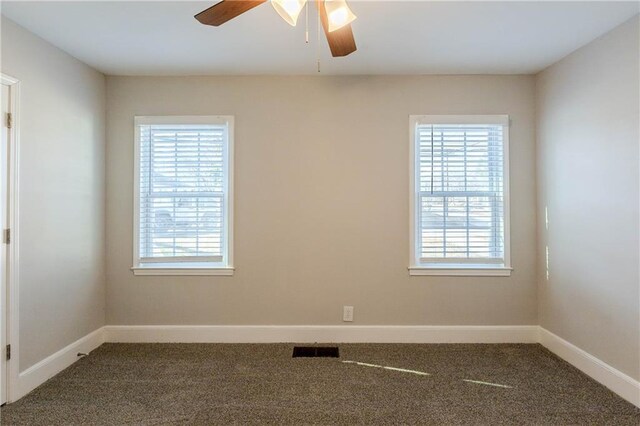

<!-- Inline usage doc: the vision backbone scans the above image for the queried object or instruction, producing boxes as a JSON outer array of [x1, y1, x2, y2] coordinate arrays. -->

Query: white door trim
[[0, 73, 20, 404]]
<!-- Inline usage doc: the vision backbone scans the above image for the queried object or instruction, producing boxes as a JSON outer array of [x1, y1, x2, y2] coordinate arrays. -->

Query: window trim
[[408, 115, 511, 277], [132, 115, 234, 276]]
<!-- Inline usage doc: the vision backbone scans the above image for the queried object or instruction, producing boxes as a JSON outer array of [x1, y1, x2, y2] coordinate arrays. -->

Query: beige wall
[[1, 17, 106, 370], [106, 75, 537, 326], [1, 5, 637, 392], [536, 16, 640, 380]]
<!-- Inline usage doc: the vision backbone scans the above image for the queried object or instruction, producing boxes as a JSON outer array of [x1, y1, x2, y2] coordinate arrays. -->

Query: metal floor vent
[[292, 346, 340, 358]]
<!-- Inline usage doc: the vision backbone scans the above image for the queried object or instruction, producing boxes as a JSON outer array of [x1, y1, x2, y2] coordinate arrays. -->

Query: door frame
[[0, 73, 20, 404]]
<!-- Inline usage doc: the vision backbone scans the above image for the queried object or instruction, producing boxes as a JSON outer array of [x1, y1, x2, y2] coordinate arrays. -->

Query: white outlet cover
[[343, 306, 354, 322]]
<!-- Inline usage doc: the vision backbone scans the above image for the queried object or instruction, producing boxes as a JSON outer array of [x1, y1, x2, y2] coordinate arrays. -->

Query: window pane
[[417, 123, 504, 263], [138, 124, 227, 262]]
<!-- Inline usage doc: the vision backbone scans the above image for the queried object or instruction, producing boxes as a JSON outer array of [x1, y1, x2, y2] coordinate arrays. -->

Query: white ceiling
[[1, 1, 638, 75]]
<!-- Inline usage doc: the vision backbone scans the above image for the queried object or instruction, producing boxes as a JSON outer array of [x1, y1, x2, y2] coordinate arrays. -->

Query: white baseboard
[[539, 327, 640, 407], [15, 327, 105, 402], [103, 325, 538, 344], [13, 325, 639, 409]]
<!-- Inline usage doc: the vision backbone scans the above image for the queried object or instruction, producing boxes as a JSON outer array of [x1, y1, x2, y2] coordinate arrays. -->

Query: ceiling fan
[[195, 0, 358, 57]]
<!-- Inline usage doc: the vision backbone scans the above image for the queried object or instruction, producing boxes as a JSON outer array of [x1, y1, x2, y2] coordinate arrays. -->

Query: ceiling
[[1, 1, 638, 75]]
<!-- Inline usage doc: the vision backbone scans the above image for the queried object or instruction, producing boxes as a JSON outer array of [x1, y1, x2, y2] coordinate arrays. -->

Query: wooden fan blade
[[317, 0, 357, 57], [195, 0, 267, 26]]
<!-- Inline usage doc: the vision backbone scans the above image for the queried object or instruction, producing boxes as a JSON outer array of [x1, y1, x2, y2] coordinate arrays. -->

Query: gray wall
[[536, 16, 640, 380], [106, 75, 538, 326], [1, 17, 106, 371]]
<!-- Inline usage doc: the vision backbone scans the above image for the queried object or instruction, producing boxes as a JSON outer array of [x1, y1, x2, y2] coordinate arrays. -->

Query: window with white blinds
[[133, 116, 233, 272], [410, 115, 510, 275]]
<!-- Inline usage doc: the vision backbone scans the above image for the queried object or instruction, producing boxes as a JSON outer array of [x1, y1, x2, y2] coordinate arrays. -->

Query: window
[[132, 116, 234, 276], [409, 115, 511, 276]]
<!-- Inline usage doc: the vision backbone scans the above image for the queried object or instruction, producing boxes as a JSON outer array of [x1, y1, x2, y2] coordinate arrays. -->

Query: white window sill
[[131, 266, 235, 276], [408, 266, 512, 277]]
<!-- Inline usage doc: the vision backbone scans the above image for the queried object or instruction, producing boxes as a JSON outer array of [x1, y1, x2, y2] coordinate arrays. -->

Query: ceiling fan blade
[[317, 0, 357, 57], [195, 0, 267, 26]]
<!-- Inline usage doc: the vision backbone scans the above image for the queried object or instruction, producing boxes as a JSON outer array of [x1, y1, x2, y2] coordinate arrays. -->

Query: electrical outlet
[[343, 305, 354, 322]]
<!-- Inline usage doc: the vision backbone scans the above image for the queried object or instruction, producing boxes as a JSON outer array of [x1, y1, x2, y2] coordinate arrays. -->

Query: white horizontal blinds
[[417, 124, 504, 263], [139, 124, 227, 263]]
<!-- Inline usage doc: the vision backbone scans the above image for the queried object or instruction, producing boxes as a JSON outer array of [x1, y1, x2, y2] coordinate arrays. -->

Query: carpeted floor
[[1, 343, 638, 425]]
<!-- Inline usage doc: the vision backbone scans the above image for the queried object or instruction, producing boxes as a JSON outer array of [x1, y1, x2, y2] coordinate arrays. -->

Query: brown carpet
[[1, 343, 638, 425]]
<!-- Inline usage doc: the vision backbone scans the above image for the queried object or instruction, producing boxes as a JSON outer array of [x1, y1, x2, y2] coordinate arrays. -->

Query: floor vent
[[292, 346, 340, 358]]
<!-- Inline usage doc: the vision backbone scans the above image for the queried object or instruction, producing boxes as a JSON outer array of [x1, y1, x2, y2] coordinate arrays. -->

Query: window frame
[[131, 115, 235, 276], [409, 115, 512, 277]]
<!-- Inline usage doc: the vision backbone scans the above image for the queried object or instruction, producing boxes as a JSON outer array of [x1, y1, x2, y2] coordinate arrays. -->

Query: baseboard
[[538, 327, 640, 407], [15, 327, 105, 401], [13, 325, 639, 409], [103, 325, 538, 344]]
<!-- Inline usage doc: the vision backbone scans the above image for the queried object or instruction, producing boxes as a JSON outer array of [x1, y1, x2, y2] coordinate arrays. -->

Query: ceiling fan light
[[325, 0, 357, 32], [271, 0, 307, 26]]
